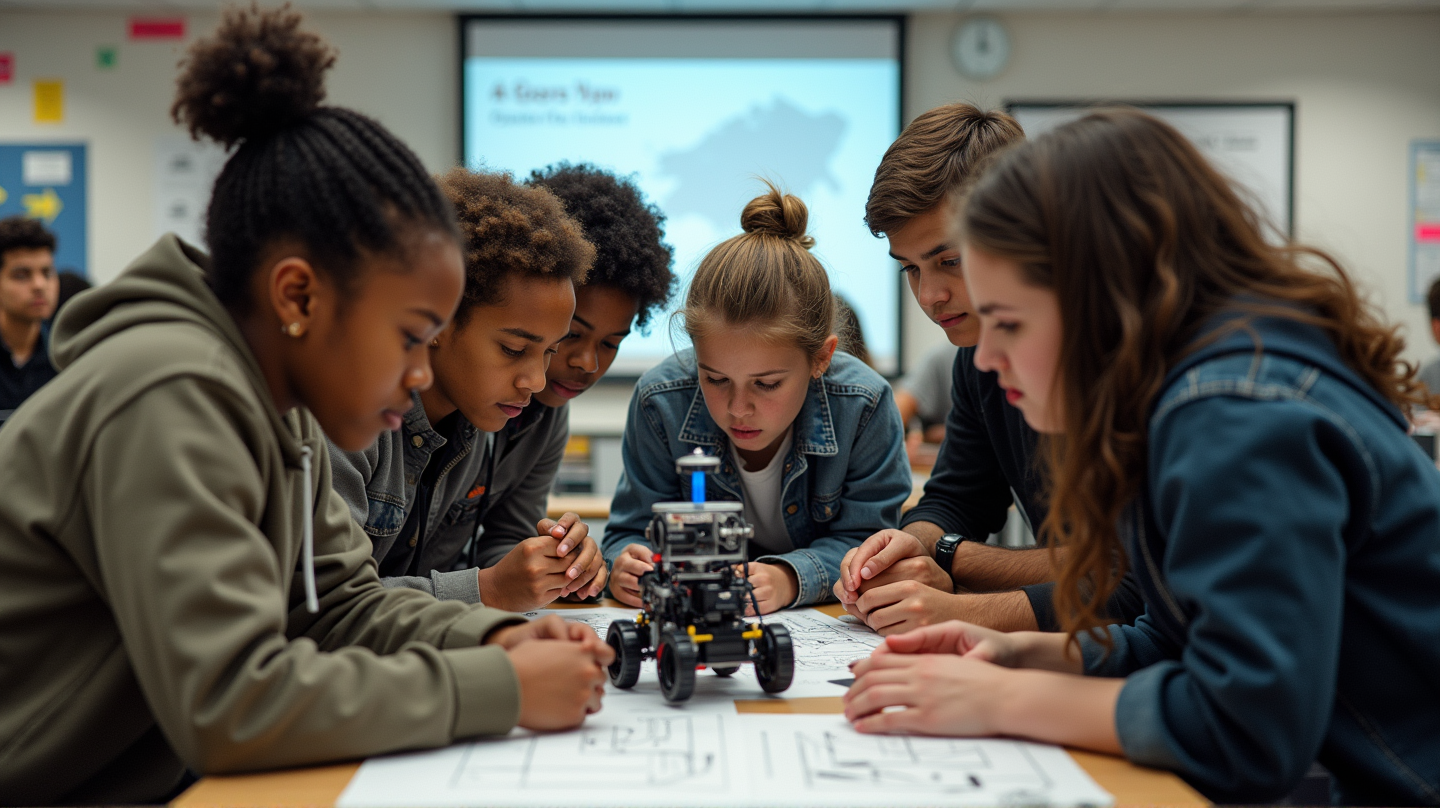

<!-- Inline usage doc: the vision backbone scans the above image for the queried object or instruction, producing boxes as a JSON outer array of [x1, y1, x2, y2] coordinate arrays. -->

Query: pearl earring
[[284, 322, 303, 337]]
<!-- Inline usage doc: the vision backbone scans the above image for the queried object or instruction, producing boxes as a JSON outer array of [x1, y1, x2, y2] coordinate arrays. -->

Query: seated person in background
[[895, 341, 959, 449], [835, 103, 1144, 634], [1414, 276, 1440, 396], [845, 107, 1440, 807], [328, 168, 603, 612], [0, 8, 608, 804], [833, 292, 873, 367], [603, 184, 911, 614], [54, 269, 92, 319], [0, 216, 60, 424]]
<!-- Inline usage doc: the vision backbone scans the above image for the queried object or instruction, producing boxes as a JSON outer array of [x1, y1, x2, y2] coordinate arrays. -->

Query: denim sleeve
[[1077, 609, 1176, 677], [602, 386, 674, 568], [756, 384, 912, 606], [1114, 395, 1350, 802], [901, 353, 1013, 539], [1027, 561, 1148, 632]]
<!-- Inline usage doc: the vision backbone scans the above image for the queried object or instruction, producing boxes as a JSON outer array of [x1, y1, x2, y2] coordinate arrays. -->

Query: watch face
[[951, 17, 1011, 81]]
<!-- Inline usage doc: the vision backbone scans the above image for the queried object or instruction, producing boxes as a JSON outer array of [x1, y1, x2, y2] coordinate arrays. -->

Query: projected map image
[[465, 58, 899, 374]]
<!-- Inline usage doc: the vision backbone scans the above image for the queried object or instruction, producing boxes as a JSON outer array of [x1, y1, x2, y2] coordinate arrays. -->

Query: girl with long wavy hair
[[843, 109, 1440, 806]]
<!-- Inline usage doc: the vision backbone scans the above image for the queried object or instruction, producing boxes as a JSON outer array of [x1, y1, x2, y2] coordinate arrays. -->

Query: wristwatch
[[933, 533, 965, 578]]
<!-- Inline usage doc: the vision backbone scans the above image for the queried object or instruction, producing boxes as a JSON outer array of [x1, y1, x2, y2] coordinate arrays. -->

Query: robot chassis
[[606, 450, 795, 703]]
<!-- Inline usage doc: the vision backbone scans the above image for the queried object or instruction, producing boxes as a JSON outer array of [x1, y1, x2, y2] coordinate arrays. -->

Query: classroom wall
[[0, 9, 457, 279], [2, 7, 1437, 436], [901, 9, 1440, 379]]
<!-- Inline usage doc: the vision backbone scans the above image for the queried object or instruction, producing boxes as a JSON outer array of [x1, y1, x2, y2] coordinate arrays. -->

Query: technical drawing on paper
[[448, 713, 729, 792], [741, 716, 1114, 807], [769, 610, 882, 671], [527, 606, 635, 640], [793, 729, 1048, 794]]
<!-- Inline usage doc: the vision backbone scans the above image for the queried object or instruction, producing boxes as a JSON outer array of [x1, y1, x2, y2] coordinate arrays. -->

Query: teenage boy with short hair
[[0, 217, 60, 424], [835, 103, 1144, 634]]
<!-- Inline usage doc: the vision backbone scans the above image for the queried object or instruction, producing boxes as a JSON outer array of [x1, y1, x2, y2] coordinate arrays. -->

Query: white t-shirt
[[731, 430, 795, 556]]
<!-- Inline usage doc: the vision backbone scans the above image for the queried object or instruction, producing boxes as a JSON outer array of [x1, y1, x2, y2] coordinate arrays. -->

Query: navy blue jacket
[[902, 347, 1145, 629], [1082, 312, 1440, 805]]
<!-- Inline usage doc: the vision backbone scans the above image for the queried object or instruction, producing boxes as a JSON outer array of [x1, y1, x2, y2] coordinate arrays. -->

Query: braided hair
[[171, 3, 457, 310]]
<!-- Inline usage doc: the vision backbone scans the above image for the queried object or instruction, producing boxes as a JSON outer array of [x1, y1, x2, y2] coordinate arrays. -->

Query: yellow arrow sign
[[22, 187, 63, 223], [0, 185, 7, 205]]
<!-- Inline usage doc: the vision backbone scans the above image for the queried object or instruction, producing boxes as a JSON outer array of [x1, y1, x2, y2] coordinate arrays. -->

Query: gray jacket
[[329, 398, 569, 604]]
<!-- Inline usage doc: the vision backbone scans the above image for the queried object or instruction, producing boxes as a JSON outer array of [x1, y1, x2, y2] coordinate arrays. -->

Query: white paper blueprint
[[741, 715, 1114, 808], [337, 713, 1114, 808]]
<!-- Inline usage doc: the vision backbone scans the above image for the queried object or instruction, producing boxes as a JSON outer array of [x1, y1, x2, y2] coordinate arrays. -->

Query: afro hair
[[527, 163, 675, 330], [437, 167, 594, 327]]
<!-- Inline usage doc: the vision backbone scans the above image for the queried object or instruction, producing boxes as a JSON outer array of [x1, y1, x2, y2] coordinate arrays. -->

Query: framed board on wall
[[1007, 102, 1295, 239], [1410, 140, 1440, 304], [0, 143, 87, 276], [460, 15, 906, 377]]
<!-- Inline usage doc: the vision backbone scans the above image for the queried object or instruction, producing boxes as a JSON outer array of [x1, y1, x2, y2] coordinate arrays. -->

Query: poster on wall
[[1410, 140, 1440, 304], [0, 143, 87, 275], [153, 135, 227, 249], [1008, 102, 1294, 239]]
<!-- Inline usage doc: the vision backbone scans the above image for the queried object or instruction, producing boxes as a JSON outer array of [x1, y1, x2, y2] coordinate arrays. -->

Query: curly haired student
[[326, 168, 607, 612], [0, 8, 609, 805]]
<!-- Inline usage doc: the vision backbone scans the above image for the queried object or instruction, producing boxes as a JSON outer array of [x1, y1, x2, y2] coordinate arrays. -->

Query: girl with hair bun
[[0, 6, 609, 804], [844, 109, 1440, 805], [603, 183, 911, 614]]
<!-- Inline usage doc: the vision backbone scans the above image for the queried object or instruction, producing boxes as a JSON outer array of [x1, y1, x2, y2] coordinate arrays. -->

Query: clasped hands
[[833, 529, 960, 635]]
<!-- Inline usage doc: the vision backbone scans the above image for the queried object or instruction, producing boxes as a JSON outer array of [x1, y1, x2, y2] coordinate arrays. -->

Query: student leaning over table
[[327, 168, 605, 611], [0, 8, 609, 806], [844, 109, 1440, 806], [602, 184, 912, 613], [835, 102, 1145, 636]]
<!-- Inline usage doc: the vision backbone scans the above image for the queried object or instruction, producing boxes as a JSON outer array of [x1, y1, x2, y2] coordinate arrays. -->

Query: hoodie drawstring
[[300, 445, 319, 614]]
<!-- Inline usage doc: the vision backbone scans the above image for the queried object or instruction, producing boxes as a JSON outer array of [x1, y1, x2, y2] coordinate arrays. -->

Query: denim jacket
[[1080, 311, 1440, 805], [602, 349, 911, 607], [328, 395, 570, 604]]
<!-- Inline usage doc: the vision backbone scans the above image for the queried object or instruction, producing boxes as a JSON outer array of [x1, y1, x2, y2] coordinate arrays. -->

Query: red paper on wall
[[128, 17, 186, 40], [0, 53, 13, 85]]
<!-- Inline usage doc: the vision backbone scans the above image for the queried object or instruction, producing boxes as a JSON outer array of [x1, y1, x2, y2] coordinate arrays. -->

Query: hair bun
[[740, 183, 816, 249], [171, 3, 336, 148]]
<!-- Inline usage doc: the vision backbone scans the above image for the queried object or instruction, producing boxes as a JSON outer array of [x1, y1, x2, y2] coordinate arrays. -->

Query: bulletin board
[[0, 143, 88, 276], [1410, 140, 1440, 304], [1007, 102, 1295, 239]]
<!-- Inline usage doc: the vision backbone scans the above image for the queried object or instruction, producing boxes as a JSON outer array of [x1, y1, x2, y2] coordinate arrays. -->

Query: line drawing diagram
[[769, 610, 881, 671], [778, 726, 1057, 800], [447, 713, 730, 792]]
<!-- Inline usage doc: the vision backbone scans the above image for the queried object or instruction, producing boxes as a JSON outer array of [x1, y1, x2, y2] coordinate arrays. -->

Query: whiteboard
[[1009, 102, 1294, 238]]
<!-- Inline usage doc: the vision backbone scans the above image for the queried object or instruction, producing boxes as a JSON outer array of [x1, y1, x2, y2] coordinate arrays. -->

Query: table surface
[[171, 603, 1209, 808]]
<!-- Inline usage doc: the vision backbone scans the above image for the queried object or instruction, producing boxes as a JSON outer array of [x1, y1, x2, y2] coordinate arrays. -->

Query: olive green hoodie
[[0, 236, 525, 805]]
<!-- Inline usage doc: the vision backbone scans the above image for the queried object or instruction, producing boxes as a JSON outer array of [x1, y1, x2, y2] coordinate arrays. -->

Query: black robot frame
[[606, 452, 795, 703]]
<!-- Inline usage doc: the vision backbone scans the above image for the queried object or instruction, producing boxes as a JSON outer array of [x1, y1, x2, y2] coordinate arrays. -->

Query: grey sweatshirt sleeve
[[326, 439, 377, 528], [379, 570, 483, 603]]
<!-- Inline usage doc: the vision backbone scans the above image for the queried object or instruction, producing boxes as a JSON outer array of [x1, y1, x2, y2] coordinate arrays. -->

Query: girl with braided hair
[[0, 7, 610, 804]]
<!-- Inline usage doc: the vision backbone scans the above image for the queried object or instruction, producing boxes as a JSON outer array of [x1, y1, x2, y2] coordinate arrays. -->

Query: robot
[[605, 449, 795, 703]]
